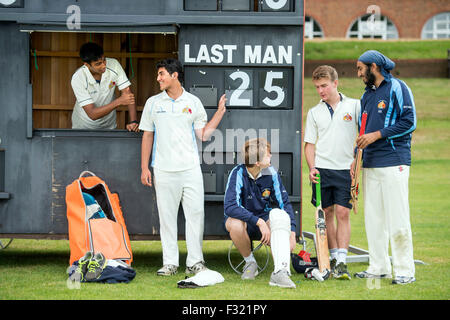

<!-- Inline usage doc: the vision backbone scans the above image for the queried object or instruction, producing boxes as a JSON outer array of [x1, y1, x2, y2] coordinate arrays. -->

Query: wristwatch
[[128, 120, 139, 125]]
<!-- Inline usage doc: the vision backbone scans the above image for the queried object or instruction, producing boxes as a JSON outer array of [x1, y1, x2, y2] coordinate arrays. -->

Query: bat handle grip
[[315, 173, 321, 207], [359, 111, 368, 136]]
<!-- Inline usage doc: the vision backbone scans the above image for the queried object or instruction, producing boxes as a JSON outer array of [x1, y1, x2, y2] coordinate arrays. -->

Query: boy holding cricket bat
[[304, 65, 361, 280]]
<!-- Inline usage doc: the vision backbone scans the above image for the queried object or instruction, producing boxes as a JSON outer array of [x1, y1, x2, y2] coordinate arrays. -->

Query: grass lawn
[[304, 39, 450, 60], [1, 78, 449, 301]]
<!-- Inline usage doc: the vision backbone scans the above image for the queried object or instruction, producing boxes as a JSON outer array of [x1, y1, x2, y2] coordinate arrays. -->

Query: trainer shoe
[[241, 261, 259, 280], [186, 261, 208, 275], [85, 252, 107, 281], [69, 251, 93, 282], [392, 276, 416, 285], [330, 258, 337, 275], [157, 264, 178, 276], [354, 270, 392, 279], [334, 262, 351, 280], [269, 269, 296, 288]]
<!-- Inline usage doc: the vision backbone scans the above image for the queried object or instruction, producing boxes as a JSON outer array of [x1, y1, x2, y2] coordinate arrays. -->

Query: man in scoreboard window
[[139, 58, 227, 276], [71, 42, 139, 131], [303, 65, 361, 280]]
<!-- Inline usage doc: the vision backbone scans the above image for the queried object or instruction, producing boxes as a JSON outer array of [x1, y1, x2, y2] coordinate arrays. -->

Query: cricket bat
[[350, 111, 368, 214], [314, 174, 330, 275]]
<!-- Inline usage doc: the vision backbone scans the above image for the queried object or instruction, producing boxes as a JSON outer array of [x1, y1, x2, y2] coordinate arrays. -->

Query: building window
[[347, 14, 399, 39], [305, 16, 324, 39], [422, 12, 450, 39]]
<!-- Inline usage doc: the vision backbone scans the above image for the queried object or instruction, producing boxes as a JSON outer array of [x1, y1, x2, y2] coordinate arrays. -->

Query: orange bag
[[66, 171, 133, 266]]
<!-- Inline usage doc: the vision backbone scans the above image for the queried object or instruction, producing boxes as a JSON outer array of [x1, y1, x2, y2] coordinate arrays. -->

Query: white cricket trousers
[[153, 166, 204, 268], [363, 165, 415, 278]]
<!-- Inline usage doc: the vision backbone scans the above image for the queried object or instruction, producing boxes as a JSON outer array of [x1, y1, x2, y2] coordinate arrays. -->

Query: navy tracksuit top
[[224, 164, 296, 232], [360, 77, 417, 168]]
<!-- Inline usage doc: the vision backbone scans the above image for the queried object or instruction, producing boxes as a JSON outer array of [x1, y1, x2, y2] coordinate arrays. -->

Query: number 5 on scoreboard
[[262, 71, 285, 107]]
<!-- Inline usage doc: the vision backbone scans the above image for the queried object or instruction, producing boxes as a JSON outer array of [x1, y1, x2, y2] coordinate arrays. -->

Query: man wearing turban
[[354, 50, 417, 285]]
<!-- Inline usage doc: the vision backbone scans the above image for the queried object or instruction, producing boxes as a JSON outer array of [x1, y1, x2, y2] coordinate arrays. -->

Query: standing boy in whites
[[355, 50, 416, 285], [139, 59, 226, 276], [304, 65, 360, 279], [224, 138, 297, 288]]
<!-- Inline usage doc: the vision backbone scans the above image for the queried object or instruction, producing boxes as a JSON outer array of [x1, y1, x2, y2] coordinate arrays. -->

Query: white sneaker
[[354, 270, 392, 279], [241, 261, 259, 280], [392, 276, 416, 285], [185, 261, 208, 275], [157, 264, 178, 276], [269, 269, 296, 288]]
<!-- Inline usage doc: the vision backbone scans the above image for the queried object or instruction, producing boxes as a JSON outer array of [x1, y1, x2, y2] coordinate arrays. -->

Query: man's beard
[[364, 67, 376, 87]]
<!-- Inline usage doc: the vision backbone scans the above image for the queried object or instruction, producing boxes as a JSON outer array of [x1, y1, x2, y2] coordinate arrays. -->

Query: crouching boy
[[224, 138, 297, 288]]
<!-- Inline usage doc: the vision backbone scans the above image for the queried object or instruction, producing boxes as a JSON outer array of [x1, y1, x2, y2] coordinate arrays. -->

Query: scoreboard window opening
[[29, 31, 178, 131], [185, 66, 293, 109], [184, 0, 293, 12]]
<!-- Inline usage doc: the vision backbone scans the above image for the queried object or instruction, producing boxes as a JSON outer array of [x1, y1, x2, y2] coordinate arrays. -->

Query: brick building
[[305, 0, 450, 39]]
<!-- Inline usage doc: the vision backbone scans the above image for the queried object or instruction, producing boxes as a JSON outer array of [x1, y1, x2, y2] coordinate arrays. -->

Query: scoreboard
[[179, 1, 303, 209], [0, 0, 304, 237], [183, 40, 294, 109], [185, 0, 294, 11]]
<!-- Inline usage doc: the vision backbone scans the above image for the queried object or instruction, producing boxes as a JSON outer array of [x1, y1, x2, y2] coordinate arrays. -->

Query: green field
[[1, 77, 449, 300], [305, 39, 450, 60]]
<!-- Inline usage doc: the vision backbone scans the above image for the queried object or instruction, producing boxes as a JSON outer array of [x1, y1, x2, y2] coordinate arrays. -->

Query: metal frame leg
[[0, 238, 13, 249], [228, 240, 270, 275], [301, 231, 425, 265]]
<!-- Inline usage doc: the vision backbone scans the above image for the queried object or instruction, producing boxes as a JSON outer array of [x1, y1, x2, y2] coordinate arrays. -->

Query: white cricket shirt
[[304, 93, 361, 170], [71, 58, 131, 129], [139, 88, 207, 172]]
